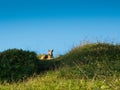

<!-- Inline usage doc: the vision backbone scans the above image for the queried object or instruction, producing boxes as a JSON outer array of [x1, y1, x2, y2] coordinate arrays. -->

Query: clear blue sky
[[0, 0, 120, 56]]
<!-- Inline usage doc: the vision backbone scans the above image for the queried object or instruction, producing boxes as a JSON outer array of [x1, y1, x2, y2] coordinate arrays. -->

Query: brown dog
[[40, 50, 54, 60]]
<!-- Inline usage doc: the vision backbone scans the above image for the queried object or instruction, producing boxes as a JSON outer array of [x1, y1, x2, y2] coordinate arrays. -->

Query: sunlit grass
[[0, 42, 120, 90], [0, 70, 120, 90]]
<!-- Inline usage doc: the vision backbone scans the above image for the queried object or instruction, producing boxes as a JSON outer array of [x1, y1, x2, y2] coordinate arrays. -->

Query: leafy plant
[[0, 48, 38, 82], [56, 43, 120, 78]]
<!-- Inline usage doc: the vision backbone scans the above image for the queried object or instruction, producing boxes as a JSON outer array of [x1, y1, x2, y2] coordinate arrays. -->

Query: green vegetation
[[0, 49, 38, 82], [57, 43, 120, 78], [0, 42, 120, 90]]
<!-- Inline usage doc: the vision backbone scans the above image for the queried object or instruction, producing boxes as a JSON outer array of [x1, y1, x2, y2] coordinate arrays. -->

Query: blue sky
[[0, 0, 120, 56]]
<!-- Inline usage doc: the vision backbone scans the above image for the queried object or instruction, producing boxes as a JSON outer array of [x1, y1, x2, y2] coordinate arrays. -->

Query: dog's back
[[40, 50, 54, 60], [40, 55, 47, 59]]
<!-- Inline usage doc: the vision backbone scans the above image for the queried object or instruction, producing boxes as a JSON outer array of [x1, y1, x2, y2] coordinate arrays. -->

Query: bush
[[0, 49, 38, 82], [59, 43, 120, 65], [56, 43, 120, 78], [37, 60, 59, 71]]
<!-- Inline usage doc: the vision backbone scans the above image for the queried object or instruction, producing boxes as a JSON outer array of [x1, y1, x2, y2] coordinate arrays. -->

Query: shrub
[[56, 43, 120, 78], [0, 48, 38, 82], [59, 43, 120, 65]]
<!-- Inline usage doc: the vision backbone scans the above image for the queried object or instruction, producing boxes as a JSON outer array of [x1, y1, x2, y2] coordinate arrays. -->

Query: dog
[[40, 50, 54, 60]]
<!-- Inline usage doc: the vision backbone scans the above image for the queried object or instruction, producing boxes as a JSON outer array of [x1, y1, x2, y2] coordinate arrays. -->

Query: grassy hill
[[0, 43, 120, 90]]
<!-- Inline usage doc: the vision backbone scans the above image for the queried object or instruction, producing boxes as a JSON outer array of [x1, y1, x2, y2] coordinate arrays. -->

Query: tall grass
[[0, 42, 120, 90], [0, 70, 120, 90]]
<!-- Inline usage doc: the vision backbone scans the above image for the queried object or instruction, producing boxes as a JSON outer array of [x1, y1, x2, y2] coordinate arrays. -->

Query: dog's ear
[[52, 49, 54, 52]]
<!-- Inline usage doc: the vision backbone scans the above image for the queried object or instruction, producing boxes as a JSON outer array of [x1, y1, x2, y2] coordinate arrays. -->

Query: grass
[[0, 71, 120, 90], [0, 42, 120, 90]]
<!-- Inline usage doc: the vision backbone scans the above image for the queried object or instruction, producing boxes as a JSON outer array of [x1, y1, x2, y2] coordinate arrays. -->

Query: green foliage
[[56, 43, 120, 78], [0, 70, 120, 90], [0, 42, 120, 89], [0, 49, 38, 82], [67, 43, 117, 59], [37, 60, 56, 71], [57, 43, 120, 64]]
